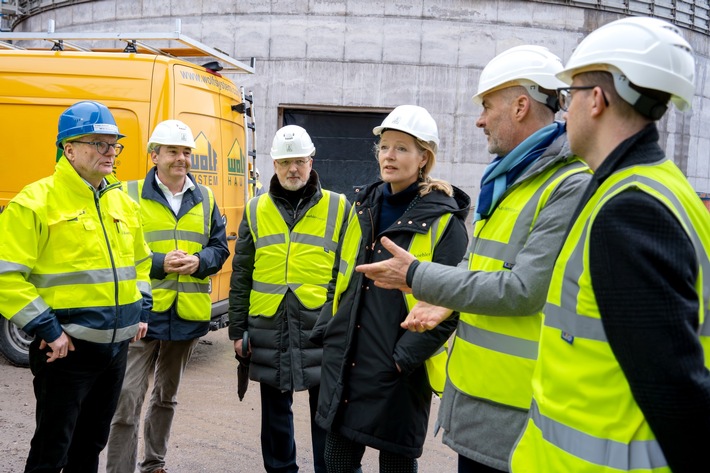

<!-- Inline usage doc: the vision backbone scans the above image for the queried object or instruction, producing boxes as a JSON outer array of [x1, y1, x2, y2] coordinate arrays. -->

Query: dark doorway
[[281, 107, 390, 198]]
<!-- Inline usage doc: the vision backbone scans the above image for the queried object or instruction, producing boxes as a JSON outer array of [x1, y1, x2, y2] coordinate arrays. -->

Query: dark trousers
[[458, 454, 506, 473], [324, 431, 417, 473], [259, 383, 327, 473], [24, 337, 129, 473]]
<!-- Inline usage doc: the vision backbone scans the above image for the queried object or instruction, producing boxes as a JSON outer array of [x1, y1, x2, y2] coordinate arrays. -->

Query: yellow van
[[0, 28, 255, 365]]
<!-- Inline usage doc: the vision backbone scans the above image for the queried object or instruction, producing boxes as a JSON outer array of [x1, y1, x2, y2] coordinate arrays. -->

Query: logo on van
[[227, 140, 246, 188], [190, 132, 219, 186]]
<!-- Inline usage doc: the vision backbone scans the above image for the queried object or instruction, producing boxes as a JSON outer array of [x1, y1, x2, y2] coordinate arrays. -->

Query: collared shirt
[[80, 177, 107, 191], [155, 174, 196, 214]]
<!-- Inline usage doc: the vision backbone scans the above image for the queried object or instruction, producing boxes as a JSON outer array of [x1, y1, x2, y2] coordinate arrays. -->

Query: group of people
[[0, 14, 708, 473]]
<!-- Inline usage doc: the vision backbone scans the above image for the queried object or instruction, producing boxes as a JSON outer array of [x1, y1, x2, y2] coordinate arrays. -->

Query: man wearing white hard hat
[[356, 47, 592, 472], [229, 125, 349, 473], [107, 120, 229, 473], [510, 17, 710, 473]]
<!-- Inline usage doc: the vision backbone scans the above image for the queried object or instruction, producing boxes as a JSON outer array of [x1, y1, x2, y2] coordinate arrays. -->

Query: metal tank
[[2, 0, 710, 196]]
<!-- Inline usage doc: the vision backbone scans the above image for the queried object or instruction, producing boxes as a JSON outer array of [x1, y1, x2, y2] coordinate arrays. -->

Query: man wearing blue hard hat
[[0, 100, 152, 473]]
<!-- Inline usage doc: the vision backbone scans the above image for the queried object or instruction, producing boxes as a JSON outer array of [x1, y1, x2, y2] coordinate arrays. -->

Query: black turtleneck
[[378, 181, 419, 234]]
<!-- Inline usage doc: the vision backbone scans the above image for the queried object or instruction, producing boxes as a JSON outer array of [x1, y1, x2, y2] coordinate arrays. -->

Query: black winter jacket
[[139, 168, 229, 341], [228, 170, 350, 392], [312, 181, 470, 458]]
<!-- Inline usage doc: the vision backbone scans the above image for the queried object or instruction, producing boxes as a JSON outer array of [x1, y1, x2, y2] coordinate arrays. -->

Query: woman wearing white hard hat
[[313, 105, 471, 472]]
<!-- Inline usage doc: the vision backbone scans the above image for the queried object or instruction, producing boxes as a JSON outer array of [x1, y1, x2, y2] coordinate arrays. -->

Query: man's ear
[[514, 94, 531, 122], [590, 87, 607, 118], [63, 143, 74, 162]]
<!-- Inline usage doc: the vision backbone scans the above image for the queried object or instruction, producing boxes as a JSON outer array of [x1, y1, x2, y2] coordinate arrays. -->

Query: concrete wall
[[13, 0, 710, 198]]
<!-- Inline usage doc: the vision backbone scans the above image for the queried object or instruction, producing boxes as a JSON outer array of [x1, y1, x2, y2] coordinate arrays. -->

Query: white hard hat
[[270, 125, 315, 160], [557, 16, 695, 113], [472, 45, 566, 109], [148, 120, 196, 152], [373, 105, 439, 149]]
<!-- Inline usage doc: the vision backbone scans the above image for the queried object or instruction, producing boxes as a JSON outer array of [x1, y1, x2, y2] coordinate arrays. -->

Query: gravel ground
[[0, 329, 457, 472]]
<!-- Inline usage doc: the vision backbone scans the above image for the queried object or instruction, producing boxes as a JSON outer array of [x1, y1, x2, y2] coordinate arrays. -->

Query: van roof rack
[[0, 19, 255, 74]]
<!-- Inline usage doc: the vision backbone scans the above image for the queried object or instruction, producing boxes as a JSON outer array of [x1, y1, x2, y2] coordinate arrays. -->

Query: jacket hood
[[414, 184, 471, 225], [450, 185, 472, 219]]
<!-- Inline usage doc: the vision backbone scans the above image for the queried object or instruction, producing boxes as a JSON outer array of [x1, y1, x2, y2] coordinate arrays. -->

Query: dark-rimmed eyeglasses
[[557, 86, 609, 112], [70, 140, 124, 156], [276, 158, 311, 168]]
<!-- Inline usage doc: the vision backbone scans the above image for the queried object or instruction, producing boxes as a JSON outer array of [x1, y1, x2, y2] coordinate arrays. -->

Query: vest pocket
[[107, 209, 139, 259], [46, 210, 103, 266]]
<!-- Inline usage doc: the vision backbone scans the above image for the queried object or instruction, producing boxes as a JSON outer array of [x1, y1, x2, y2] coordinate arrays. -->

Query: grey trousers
[[105, 338, 198, 473]]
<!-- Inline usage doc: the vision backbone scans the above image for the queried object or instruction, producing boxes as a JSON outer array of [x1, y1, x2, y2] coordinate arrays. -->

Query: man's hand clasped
[[164, 249, 199, 275]]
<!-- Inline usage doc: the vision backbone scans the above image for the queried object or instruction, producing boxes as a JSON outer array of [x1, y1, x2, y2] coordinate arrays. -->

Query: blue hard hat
[[56, 101, 125, 148]]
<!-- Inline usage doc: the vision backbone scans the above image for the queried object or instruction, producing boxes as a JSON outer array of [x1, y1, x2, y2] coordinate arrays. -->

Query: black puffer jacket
[[312, 181, 470, 458], [228, 170, 349, 392]]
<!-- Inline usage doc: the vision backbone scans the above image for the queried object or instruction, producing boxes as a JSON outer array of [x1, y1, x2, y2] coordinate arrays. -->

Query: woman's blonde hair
[[413, 137, 454, 197]]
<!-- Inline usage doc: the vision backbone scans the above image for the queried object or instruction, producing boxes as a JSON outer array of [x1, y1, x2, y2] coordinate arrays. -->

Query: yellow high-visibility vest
[[126, 179, 214, 320], [511, 159, 710, 472], [247, 190, 347, 316], [448, 160, 588, 409]]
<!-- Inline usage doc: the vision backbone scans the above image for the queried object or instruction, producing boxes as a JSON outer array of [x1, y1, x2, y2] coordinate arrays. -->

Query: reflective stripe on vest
[[511, 160, 710, 472], [0, 158, 150, 344], [403, 213, 453, 396], [126, 179, 213, 320], [449, 160, 589, 409], [332, 205, 363, 315], [248, 190, 346, 316]]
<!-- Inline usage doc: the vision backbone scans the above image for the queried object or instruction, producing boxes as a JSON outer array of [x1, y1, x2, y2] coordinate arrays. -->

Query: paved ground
[[0, 329, 457, 472]]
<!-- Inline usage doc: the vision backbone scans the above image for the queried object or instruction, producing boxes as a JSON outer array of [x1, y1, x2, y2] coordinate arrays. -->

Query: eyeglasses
[[70, 140, 124, 156], [557, 86, 609, 112], [276, 158, 311, 168]]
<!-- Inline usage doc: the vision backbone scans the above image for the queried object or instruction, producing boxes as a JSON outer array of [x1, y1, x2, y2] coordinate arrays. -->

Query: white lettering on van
[[179, 70, 239, 96]]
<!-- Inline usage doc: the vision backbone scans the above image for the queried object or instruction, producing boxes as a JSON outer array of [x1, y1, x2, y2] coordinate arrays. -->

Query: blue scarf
[[474, 122, 565, 222]]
